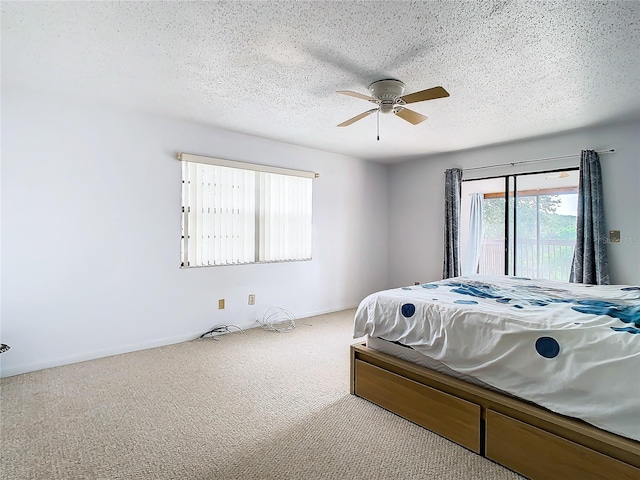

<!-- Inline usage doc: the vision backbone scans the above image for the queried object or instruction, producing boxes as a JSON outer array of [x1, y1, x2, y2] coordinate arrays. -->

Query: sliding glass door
[[514, 171, 579, 280], [461, 169, 579, 281]]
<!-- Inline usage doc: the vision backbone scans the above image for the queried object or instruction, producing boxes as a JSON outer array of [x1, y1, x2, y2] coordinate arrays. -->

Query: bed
[[350, 275, 640, 479]]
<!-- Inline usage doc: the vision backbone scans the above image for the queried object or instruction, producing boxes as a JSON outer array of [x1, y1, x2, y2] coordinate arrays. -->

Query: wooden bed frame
[[350, 342, 640, 480]]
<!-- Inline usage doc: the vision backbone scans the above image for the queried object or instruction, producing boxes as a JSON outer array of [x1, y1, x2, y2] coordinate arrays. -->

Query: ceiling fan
[[337, 79, 449, 137]]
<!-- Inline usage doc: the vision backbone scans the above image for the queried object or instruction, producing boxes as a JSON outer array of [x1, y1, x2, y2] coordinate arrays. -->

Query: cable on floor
[[257, 307, 296, 333], [199, 324, 245, 341]]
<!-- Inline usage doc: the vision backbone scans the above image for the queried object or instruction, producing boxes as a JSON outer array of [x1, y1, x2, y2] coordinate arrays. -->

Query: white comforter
[[353, 275, 640, 441]]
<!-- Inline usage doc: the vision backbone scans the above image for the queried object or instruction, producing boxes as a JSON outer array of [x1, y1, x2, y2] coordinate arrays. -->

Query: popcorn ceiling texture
[[2, 1, 639, 162]]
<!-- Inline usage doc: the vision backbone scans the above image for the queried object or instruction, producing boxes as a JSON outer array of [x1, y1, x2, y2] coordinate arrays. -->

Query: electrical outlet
[[218, 299, 225, 309], [609, 230, 621, 243], [248, 294, 255, 305]]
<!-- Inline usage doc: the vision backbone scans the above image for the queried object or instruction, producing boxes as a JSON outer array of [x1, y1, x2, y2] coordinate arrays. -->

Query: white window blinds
[[258, 172, 312, 262], [182, 162, 256, 266], [180, 153, 314, 267]]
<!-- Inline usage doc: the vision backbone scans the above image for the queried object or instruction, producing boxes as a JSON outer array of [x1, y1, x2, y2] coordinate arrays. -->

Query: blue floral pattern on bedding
[[443, 279, 640, 334]]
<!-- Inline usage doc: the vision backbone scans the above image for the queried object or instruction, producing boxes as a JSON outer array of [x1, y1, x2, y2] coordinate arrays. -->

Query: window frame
[[178, 152, 317, 268]]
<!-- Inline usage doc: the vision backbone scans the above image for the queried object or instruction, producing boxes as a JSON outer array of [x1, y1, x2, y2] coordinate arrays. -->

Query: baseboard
[[0, 331, 202, 378], [0, 306, 358, 378], [297, 304, 358, 319]]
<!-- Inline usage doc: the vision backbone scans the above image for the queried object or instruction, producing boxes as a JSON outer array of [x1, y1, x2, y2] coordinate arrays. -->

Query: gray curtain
[[443, 168, 463, 278], [570, 150, 610, 285]]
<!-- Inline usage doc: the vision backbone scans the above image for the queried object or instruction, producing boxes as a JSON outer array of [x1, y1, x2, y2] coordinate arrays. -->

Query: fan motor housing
[[369, 79, 405, 113]]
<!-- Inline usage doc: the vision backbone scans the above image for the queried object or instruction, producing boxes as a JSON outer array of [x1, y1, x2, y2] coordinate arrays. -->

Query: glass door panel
[[461, 177, 506, 276], [514, 171, 579, 281]]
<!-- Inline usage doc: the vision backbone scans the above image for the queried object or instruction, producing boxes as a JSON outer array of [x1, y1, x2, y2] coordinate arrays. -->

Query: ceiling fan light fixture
[[336, 79, 449, 128], [368, 79, 406, 100]]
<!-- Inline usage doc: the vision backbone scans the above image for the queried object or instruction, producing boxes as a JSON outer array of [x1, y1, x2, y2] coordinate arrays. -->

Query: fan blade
[[401, 86, 449, 104], [394, 107, 428, 125], [337, 90, 378, 102], [337, 108, 378, 127]]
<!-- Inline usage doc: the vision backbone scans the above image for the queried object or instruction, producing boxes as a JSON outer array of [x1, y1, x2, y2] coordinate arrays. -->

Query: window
[[461, 169, 579, 281], [179, 153, 313, 267]]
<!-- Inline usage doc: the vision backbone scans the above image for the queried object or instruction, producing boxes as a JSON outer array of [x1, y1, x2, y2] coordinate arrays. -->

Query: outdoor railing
[[478, 238, 575, 281]]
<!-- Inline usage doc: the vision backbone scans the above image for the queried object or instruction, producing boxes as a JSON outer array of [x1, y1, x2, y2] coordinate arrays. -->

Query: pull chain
[[377, 109, 380, 141]]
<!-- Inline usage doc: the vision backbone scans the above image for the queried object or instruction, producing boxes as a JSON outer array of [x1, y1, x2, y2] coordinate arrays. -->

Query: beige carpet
[[1, 309, 523, 479]]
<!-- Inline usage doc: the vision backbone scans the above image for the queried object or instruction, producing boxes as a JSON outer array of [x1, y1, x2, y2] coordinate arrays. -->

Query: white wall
[[389, 119, 640, 287], [1, 89, 389, 377]]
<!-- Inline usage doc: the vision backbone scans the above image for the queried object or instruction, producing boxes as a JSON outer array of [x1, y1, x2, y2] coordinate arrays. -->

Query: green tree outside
[[480, 194, 577, 280]]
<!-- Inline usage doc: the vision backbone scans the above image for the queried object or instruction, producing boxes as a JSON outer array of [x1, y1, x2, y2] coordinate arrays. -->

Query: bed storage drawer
[[355, 359, 481, 453], [486, 409, 640, 480]]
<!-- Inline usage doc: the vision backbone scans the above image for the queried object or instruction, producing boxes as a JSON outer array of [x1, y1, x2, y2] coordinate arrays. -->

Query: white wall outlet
[[248, 294, 255, 305]]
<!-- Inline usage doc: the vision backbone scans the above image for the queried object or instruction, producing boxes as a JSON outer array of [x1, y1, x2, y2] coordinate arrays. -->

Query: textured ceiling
[[2, 1, 639, 163]]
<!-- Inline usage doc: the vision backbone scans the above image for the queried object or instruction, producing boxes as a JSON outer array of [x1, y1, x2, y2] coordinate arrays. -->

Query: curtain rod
[[461, 148, 615, 173]]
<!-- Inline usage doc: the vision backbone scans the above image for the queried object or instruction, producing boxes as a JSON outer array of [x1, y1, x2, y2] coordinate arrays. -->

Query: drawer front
[[486, 409, 640, 480], [355, 359, 481, 453]]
